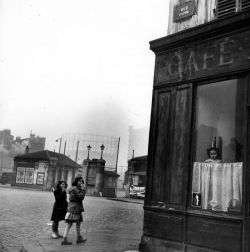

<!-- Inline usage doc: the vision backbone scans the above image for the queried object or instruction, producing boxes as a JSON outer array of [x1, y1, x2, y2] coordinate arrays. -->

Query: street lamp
[[100, 144, 105, 159], [87, 145, 91, 160]]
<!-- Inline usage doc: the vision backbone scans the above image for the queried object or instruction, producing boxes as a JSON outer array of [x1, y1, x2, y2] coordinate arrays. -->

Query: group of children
[[49, 147, 220, 245], [50, 176, 86, 245]]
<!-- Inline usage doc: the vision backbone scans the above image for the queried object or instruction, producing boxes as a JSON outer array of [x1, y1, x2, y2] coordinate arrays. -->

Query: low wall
[[102, 188, 116, 198]]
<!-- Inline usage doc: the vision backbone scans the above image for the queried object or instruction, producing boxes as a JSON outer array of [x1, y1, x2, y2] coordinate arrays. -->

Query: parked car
[[136, 191, 145, 199], [129, 185, 145, 199]]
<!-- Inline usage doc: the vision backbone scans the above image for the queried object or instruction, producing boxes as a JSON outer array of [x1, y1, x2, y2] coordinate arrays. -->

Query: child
[[61, 176, 86, 245], [50, 180, 68, 239], [204, 147, 221, 163]]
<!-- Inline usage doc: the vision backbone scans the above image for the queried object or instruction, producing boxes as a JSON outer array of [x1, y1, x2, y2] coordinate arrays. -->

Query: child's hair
[[72, 176, 84, 186], [56, 180, 68, 190], [206, 147, 220, 159]]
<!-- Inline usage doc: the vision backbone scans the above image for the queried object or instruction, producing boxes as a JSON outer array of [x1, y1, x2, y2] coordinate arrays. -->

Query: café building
[[140, 0, 250, 251]]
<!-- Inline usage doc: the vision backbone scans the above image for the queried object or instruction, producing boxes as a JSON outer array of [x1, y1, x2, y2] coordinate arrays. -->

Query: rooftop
[[14, 150, 82, 169]]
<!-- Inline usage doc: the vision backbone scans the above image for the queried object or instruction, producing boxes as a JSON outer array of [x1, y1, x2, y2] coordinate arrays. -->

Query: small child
[[61, 177, 86, 245], [204, 147, 221, 163], [50, 180, 68, 239]]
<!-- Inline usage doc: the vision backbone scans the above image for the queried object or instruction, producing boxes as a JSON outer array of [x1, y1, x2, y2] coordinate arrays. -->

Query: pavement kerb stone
[[107, 198, 144, 205], [0, 184, 48, 192]]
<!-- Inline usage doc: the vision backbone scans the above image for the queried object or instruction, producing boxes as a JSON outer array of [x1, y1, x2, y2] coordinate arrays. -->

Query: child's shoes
[[51, 232, 58, 239], [55, 231, 63, 238], [76, 235, 87, 244], [61, 239, 72, 245]]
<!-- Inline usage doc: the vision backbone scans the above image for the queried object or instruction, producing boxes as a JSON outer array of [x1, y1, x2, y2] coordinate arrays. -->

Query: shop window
[[192, 79, 244, 214]]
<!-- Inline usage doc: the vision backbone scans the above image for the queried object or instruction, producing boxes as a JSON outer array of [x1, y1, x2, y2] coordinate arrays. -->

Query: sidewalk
[[20, 231, 141, 252]]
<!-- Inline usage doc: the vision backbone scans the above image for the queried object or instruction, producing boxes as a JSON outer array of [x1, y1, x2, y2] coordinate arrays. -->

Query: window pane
[[192, 79, 244, 213]]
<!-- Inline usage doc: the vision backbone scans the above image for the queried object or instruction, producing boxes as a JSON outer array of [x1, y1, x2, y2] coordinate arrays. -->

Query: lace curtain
[[192, 162, 242, 212]]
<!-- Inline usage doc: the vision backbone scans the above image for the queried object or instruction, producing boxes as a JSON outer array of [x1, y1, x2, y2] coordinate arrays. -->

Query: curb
[[0, 184, 48, 192], [107, 197, 144, 205]]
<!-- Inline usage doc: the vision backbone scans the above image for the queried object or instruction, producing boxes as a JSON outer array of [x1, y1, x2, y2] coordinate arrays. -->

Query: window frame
[[189, 74, 248, 217]]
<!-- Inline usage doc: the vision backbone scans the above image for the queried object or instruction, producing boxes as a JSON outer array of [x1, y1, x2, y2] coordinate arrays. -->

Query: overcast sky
[[0, 0, 169, 167]]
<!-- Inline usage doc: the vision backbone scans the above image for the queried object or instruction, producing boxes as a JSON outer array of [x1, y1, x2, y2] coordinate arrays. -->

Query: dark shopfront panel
[[141, 12, 250, 252]]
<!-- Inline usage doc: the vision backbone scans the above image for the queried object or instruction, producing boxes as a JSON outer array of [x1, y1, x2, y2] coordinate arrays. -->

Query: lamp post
[[87, 145, 91, 160], [56, 137, 62, 153], [100, 144, 105, 159]]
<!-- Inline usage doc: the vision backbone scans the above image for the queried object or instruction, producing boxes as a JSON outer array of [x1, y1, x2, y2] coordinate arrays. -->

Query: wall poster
[[25, 168, 34, 184], [16, 167, 25, 183], [36, 172, 45, 185]]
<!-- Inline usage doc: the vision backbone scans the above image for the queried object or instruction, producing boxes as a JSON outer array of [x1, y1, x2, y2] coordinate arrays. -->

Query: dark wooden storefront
[[140, 9, 250, 252]]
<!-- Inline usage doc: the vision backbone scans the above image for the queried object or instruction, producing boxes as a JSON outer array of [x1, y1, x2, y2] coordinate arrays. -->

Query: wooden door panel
[[151, 89, 172, 202], [244, 104, 250, 252], [168, 84, 192, 207], [186, 215, 242, 252]]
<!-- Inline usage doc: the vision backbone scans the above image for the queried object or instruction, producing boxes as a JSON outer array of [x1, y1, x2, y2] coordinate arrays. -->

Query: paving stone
[[0, 187, 143, 252]]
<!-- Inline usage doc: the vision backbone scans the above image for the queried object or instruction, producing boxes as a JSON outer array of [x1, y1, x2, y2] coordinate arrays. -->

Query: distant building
[[14, 133, 46, 153], [13, 150, 81, 190], [124, 155, 147, 187], [0, 129, 14, 149], [0, 130, 46, 183]]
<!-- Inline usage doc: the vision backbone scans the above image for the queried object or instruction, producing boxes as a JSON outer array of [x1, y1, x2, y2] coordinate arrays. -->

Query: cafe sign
[[173, 1, 196, 22], [155, 30, 250, 85]]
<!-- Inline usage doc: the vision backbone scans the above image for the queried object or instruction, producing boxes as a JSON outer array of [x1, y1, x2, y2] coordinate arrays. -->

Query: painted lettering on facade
[[155, 31, 250, 85]]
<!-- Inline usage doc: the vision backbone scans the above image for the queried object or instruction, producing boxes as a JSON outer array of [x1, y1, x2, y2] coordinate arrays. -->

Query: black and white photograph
[[1, 0, 250, 251]]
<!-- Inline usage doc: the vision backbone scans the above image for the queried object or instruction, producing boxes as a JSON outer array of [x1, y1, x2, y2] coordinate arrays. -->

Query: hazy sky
[[0, 0, 169, 167]]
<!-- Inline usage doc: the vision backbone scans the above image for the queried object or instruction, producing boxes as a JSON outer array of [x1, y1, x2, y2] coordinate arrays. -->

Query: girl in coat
[[61, 176, 86, 245], [51, 180, 68, 239]]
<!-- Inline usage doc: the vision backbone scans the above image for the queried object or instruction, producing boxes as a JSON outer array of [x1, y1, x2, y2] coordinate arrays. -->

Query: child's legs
[[76, 222, 81, 237], [63, 222, 73, 238], [52, 221, 59, 233]]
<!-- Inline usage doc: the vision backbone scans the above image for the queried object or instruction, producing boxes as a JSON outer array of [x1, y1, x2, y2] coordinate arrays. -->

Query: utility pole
[[130, 149, 135, 185], [75, 140, 80, 162], [56, 137, 62, 153], [115, 137, 120, 173], [63, 141, 67, 155]]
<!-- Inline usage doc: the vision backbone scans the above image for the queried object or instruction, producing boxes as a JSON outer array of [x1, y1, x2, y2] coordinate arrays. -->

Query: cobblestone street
[[0, 187, 143, 252]]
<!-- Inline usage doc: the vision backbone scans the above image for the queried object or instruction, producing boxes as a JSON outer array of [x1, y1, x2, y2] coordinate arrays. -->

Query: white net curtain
[[192, 162, 242, 212]]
